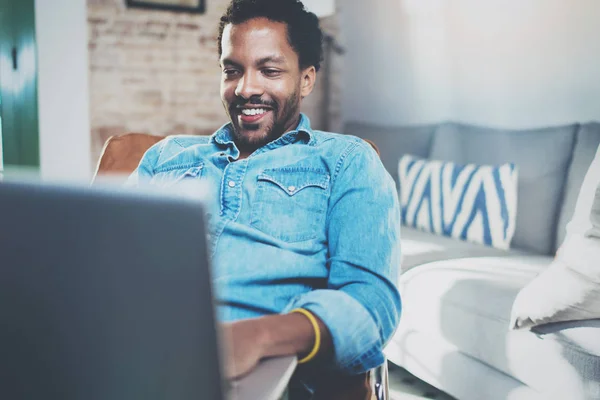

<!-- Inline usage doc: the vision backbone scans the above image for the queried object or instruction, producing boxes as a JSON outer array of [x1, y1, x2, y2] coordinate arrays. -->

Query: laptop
[[0, 179, 296, 400]]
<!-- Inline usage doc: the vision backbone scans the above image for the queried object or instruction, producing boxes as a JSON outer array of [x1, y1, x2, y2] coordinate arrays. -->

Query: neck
[[283, 113, 302, 135]]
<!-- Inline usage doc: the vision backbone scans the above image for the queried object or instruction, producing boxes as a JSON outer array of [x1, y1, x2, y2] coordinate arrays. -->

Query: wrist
[[258, 313, 311, 359], [289, 309, 321, 364]]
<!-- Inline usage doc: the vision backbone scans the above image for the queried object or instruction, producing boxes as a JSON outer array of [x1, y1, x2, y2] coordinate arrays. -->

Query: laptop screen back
[[0, 181, 225, 400]]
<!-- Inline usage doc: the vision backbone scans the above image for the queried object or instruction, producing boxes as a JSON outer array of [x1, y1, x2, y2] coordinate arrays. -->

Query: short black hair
[[217, 0, 324, 72]]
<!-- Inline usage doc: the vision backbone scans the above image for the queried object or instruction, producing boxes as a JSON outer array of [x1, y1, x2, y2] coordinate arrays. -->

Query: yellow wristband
[[290, 308, 321, 364]]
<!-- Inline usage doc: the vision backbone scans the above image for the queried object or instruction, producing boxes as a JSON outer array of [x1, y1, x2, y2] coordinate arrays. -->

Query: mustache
[[231, 95, 277, 109]]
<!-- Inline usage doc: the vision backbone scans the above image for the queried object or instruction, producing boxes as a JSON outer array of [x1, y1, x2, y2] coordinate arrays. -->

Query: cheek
[[220, 81, 234, 100], [270, 82, 297, 103]]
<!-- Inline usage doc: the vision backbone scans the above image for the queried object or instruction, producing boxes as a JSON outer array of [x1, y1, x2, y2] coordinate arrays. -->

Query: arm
[[283, 141, 402, 374], [222, 312, 332, 379], [224, 141, 401, 377]]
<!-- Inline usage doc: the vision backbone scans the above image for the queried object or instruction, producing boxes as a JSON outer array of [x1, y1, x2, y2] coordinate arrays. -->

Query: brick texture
[[88, 0, 342, 165]]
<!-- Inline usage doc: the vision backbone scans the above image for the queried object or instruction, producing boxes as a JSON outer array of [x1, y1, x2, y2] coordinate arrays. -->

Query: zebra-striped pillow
[[398, 155, 519, 249]]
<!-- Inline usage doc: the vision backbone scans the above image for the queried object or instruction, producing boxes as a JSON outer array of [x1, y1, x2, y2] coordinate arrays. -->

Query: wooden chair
[[309, 361, 389, 400], [94, 133, 389, 400], [93, 133, 164, 183]]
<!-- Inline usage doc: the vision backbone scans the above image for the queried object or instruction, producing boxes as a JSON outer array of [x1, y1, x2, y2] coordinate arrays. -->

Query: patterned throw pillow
[[398, 155, 519, 249]]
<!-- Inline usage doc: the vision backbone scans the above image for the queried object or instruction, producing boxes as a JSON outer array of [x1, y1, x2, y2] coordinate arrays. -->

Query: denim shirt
[[128, 114, 402, 375]]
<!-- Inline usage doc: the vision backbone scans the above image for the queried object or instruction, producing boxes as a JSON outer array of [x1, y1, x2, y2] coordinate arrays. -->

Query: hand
[[220, 319, 267, 379]]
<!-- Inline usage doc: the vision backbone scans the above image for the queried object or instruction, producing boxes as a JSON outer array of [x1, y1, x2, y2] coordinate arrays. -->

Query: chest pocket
[[150, 164, 204, 187], [251, 168, 330, 242]]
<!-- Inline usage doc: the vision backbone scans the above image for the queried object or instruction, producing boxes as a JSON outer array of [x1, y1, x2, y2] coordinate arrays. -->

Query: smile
[[237, 107, 272, 124], [241, 108, 268, 116]]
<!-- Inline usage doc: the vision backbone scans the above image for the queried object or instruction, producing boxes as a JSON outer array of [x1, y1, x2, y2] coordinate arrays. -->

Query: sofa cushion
[[386, 330, 547, 400], [555, 123, 600, 251], [400, 227, 529, 273], [429, 122, 577, 255], [398, 155, 518, 249], [395, 256, 600, 398], [344, 121, 436, 187]]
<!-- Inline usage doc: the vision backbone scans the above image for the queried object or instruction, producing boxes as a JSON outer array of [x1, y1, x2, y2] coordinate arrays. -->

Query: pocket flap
[[154, 162, 204, 175], [151, 163, 204, 186], [181, 165, 204, 178], [258, 169, 330, 196]]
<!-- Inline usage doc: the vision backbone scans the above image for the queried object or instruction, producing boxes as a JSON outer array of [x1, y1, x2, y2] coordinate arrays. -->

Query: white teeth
[[241, 108, 267, 116]]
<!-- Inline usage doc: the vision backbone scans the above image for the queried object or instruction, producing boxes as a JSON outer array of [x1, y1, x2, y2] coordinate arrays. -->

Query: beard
[[226, 89, 301, 153]]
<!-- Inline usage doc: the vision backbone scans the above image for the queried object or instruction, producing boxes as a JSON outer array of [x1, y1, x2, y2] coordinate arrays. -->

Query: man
[[129, 0, 401, 394]]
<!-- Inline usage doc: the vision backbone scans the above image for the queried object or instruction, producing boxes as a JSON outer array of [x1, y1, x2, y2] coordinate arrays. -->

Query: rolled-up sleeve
[[285, 141, 402, 374]]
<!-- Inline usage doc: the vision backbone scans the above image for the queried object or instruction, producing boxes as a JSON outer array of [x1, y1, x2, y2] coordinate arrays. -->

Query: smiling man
[[129, 0, 401, 397], [219, 3, 320, 159]]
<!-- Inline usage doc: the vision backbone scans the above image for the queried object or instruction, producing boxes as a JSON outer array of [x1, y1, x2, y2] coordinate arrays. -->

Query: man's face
[[220, 18, 315, 152]]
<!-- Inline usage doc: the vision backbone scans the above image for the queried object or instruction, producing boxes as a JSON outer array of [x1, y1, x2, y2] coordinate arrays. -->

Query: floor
[[388, 364, 456, 400]]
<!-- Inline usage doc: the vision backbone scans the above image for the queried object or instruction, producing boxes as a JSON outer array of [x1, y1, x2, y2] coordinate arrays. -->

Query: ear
[[300, 66, 317, 98]]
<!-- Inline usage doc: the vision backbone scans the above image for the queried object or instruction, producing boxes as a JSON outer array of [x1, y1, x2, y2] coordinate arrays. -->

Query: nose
[[234, 72, 263, 99]]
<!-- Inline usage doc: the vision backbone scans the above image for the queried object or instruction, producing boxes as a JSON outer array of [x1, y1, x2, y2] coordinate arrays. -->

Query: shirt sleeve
[[284, 140, 402, 374], [125, 140, 166, 186]]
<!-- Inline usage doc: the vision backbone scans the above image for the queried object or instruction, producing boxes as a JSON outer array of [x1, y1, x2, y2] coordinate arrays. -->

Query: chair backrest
[[363, 138, 381, 157], [93, 133, 163, 183]]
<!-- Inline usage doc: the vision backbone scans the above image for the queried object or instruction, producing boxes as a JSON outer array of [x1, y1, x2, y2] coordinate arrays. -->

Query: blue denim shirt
[[128, 114, 401, 375]]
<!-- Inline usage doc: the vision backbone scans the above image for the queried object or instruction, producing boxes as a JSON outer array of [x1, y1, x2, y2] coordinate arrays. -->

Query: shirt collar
[[211, 113, 315, 148]]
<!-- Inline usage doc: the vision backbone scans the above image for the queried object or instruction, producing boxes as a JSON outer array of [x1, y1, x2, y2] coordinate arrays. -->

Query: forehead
[[220, 18, 298, 65]]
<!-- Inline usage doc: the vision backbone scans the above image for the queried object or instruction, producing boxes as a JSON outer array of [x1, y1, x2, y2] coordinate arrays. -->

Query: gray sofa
[[346, 121, 600, 400]]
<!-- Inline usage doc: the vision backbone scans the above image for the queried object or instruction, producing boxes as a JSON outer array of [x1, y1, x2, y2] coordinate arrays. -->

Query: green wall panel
[[0, 0, 39, 168]]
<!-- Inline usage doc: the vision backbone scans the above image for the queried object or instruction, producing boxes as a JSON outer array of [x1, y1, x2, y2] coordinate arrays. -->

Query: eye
[[223, 68, 240, 77], [262, 68, 282, 77]]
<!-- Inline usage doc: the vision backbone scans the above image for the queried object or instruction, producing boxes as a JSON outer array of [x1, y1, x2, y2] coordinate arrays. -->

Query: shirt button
[[288, 186, 296, 193], [228, 181, 236, 188]]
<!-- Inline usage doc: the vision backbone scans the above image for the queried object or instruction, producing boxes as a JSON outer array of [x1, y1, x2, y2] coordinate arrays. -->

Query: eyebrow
[[221, 56, 285, 68], [221, 58, 242, 68], [221, 55, 287, 68], [256, 55, 286, 66]]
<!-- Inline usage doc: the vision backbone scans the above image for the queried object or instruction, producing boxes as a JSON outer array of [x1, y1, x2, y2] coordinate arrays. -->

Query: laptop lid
[[0, 180, 225, 400]]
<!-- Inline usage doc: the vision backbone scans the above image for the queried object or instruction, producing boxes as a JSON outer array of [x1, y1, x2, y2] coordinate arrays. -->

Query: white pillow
[[510, 145, 600, 330], [589, 184, 600, 239], [510, 232, 600, 329], [564, 145, 600, 239]]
